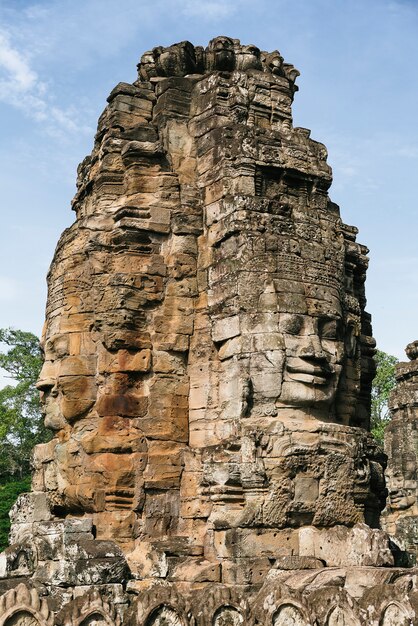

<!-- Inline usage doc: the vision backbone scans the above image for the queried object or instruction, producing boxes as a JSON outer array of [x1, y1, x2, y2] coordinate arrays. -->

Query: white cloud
[[0, 30, 37, 92], [0, 27, 91, 136]]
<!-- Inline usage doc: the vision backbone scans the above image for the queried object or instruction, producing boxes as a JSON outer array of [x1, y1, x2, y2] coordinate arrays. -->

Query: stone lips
[[0, 36, 414, 625]]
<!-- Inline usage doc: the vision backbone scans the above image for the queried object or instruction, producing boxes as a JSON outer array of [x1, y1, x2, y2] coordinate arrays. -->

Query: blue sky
[[0, 0, 417, 359]]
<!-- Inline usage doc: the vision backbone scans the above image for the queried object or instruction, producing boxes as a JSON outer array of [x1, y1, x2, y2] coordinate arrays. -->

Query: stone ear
[[344, 323, 358, 358]]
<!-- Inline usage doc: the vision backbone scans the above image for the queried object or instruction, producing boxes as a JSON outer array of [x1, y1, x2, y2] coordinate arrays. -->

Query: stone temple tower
[[0, 37, 417, 626]]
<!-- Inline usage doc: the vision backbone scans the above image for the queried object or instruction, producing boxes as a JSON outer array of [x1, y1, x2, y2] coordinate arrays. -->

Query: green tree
[[0, 476, 31, 550], [371, 349, 398, 444], [0, 328, 48, 480]]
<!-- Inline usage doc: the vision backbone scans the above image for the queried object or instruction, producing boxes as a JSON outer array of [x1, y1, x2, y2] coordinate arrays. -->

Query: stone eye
[[280, 314, 303, 335], [319, 319, 339, 340], [53, 335, 70, 358]]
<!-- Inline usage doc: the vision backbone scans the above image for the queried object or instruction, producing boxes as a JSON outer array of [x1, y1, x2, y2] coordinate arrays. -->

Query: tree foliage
[[0, 476, 31, 550], [371, 349, 398, 444], [0, 328, 48, 480]]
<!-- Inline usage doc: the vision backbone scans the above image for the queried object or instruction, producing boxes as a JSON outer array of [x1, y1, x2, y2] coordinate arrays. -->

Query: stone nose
[[298, 335, 326, 360], [36, 362, 58, 396]]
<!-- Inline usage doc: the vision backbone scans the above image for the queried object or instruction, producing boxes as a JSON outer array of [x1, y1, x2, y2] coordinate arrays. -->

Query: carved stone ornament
[[0, 584, 53, 626]]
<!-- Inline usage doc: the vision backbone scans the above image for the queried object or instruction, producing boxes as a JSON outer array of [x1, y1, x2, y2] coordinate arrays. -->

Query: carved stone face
[[35, 223, 152, 525], [36, 230, 97, 430], [278, 312, 344, 408], [153, 42, 197, 77], [37, 331, 97, 429], [235, 44, 261, 71], [208, 36, 235, 71], [264, 50, 284, 76], [387, 470, 416, 511], [139, 50, 157, 81]]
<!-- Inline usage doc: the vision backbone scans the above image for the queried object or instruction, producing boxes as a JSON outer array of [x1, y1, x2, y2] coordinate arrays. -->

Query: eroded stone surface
[[0, 36, 413, 625]]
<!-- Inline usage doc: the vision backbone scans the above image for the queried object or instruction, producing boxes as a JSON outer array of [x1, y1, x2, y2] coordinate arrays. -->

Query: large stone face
[[382, 342, 418, 562], [0, 37, 415, 626]]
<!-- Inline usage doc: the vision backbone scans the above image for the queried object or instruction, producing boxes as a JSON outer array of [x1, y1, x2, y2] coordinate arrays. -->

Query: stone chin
[[388, 491, 415, 511], [40, 385, 96, 428], [42, 399, 66, 432]]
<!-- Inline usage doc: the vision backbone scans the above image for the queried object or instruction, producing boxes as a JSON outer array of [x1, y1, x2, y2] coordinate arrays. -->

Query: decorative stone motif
[[272, 605, 305, 626], [145, 607, 183, 626], [59, 589, 120, 626], [0, 584, 53, 626], [213, 607, 244, 626], [0, 35, 416, 625], [380, 604, 411, 626], [327, 606, 359, 626]]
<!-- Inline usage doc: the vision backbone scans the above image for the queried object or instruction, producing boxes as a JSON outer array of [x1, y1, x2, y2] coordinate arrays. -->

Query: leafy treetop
[[0, 328, 49, 480], [371, 349, 398, 444]]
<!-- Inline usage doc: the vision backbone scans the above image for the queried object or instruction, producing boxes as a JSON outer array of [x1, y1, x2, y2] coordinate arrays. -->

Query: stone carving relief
[[3, 614, 41, 626], [213, 607, 243, 626], [327, 607, 359, 626], [380, 603, 411, 626], [61, 590, 120, 626], [272, 605, 305, 626], [145, 607, 184, 626], [130, 585, 191, 626], [0, 585, 53, 626]]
